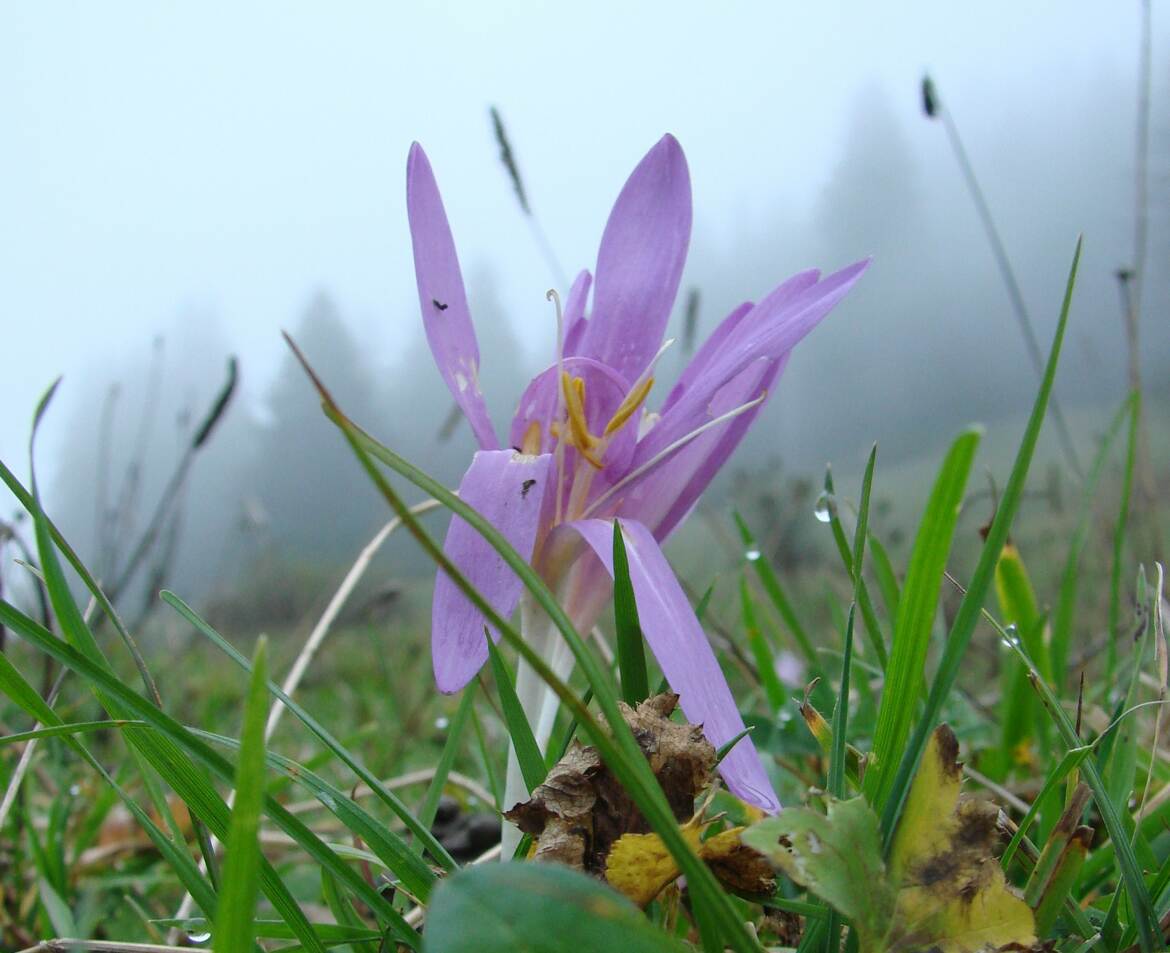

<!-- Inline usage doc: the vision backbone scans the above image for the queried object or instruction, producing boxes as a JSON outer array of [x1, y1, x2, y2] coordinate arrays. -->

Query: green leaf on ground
[[422, 862, 688, 953]]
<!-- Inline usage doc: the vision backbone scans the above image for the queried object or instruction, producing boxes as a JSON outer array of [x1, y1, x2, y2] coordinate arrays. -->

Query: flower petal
[[432, 449, 552, 692], [661, 269, 818, 415], [660, 301, 754, 414], [563, 517, 780, 812], [562, 269, 593, 357], [578, 135, 692, 384], [640, 261, 867, 463], [618, 354, 787, 540], [406, 143, 499, 450]]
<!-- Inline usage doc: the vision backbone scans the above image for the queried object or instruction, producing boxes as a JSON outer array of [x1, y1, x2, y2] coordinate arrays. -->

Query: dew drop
[[68, 784, 81, 797], [187, 931, 211, 944], [999, 623, 1020, 648], [744, 548, 761, 562], [813, 491, 836, 523], [434, 716, 450, 731]]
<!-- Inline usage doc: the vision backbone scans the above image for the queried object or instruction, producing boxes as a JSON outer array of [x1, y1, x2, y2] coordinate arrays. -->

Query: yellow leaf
[[604, 819, 703, 907], [889, 724, 962, 885], [744, 726, 1035, 953], [892, 883, 1034, 953], [887, 726, 1035, 952], [605, 819, 774, 907]]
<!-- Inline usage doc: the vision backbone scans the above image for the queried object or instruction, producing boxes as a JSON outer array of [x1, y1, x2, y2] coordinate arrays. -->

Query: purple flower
[[407, 134, 866, 812]]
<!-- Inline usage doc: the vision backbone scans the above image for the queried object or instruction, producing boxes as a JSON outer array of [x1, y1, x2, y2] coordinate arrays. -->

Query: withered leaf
[[505, 692, 769, 905], [742, 725, 1036, 953], [505, 692, 716, 873]]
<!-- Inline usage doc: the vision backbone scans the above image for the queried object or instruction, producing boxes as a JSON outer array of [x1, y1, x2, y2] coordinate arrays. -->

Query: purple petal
[[660, 301, 754, 414], [508, 356, 638, 480], [562, 269, 593, 357], [432, 450, 552, 693], [406, 143, 499, 451], [616, 354, 787, 540], [661, 269, 818, 415], [640, 261, 868, 463], [577, 135, 692, 384], [564, 517, 780, 812]]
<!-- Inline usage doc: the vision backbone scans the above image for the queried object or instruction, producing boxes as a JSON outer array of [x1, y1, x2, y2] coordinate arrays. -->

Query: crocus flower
[[406, 134, 866, 813]]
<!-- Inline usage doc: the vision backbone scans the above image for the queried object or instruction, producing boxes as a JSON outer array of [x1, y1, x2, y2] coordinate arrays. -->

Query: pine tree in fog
[[251, 291, 387, 561]]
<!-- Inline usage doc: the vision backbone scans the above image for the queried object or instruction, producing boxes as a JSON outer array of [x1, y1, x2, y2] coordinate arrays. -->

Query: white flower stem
[[501, 591, 576, 857]]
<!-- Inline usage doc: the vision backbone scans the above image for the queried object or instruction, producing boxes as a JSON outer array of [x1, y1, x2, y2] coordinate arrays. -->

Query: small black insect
[[432, 298, 449, 311], [520, 478, 537, 499]]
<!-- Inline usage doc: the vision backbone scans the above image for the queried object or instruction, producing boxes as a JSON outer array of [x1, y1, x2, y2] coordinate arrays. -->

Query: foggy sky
[[0, 2, 1161, 491]]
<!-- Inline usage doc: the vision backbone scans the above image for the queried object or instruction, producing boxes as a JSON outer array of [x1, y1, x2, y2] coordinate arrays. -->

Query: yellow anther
[[604, 376, 655, 437], [559, 371, 605, 468], [520, 420, 543, 456], [561, 372, 596, 449]]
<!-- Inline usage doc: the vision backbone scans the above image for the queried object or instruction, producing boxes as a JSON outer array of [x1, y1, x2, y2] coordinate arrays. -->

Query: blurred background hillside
[[1, 2, 1166, 638]]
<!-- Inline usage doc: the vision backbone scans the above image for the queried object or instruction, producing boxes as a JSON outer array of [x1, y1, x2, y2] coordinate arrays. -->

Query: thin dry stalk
[[283, 767, 495, 816], [17, 942, 194, 953], [265, 498, 441, 741]]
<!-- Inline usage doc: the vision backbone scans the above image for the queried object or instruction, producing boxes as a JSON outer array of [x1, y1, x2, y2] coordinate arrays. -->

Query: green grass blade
[[487, 639, 546, 794], [1000, 746, 1093, 870], [0, 719, 146, 745], [865, 427, 981, 808], [471, 703, 504, 808], [547, 686, 594, 768], [1102, 595, 1148, 816], [5, 390, 161, 705], [1108, 391, 1141, 678], [36, 876, 77, 938], [161, 590, 457, 873], [321, 870, 379, 953], [161, 916, 382, 945], [994, 546, 1047, 779], [1050, 393, 1134, 684], [867, 532, 901, 621], [613, 521, 650, 706], [820, 448, 871, 953], [851, 445, 877, 590], [829, 607, 855, 799], [694, 582, 716, 624], [417, 685, 476, 836], [823, 601, 853, 953], [741, 574, 785, 712], [214, 636, 270, 953], [734, 511, 818, 668], [821, 467, 888, 670]]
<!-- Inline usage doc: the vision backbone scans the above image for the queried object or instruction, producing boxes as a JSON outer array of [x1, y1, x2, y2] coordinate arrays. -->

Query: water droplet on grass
[[814, 491, 835, 523], [434, 716, 450, 730], [744, 548, 761, 561], [187, 931, 211, 944]]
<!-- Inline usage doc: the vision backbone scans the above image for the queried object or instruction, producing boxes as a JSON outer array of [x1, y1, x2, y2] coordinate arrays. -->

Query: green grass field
[[2, 249, 1169, 952]]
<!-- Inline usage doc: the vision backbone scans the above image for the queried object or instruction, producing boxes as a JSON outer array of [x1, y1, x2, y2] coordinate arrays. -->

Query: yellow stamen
[[520, 420, 542, 456], [604, 376, 655, 437], [559, 371, 605, 468]]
